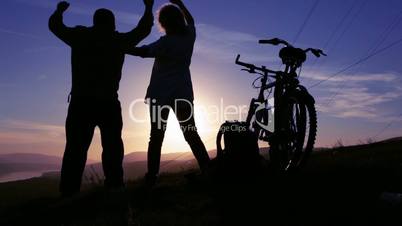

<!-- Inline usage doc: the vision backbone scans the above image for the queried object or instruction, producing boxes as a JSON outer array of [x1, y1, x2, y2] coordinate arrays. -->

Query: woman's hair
[[157, 4, 187, 35]]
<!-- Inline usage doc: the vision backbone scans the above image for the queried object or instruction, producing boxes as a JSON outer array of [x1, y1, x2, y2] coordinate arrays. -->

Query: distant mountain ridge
[[0, 153, 63, 165], [0, 151, 216, 180], [2, 136, 401, 165], [0, 150, 217, 166], [1, 136, 400, 181]]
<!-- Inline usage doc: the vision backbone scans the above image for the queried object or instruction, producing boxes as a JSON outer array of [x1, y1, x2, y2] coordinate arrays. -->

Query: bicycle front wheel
[[269, 87, 317, 171]]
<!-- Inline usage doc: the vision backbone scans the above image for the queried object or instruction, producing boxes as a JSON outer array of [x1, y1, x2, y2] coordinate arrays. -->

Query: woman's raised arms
[[170, 0, 194, 26]]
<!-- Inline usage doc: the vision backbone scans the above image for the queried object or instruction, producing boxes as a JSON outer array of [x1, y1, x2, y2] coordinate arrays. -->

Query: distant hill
[[0, 153, 97, 165], [3, 136, 399, 182], [0, 153, 63, 177], [0, 153, 97, 178], [0, 153, 63, 165], [0, 149, 218, 167], [0, 151, 214, 181]]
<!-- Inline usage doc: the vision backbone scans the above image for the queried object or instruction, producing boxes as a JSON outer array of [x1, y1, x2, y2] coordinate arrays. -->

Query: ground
[[1, 138, 402, 226]]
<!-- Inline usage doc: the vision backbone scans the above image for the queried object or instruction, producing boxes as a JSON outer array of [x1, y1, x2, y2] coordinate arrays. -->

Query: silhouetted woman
[[127, 0, 210, 185]]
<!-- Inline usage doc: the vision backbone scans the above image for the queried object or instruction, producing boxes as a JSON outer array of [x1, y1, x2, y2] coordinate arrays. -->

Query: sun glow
[[161, 100, 215, 153]]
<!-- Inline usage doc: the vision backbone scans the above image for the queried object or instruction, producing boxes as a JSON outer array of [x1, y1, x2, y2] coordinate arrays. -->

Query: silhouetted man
[[49, 0, 154, 196]]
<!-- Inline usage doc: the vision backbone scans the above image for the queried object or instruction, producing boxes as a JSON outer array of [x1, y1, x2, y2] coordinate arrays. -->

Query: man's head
[[93, 8, 116, 32]]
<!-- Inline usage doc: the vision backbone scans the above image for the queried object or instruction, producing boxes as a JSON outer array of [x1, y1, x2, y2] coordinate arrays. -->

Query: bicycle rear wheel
[[269, 88, 317, 171]]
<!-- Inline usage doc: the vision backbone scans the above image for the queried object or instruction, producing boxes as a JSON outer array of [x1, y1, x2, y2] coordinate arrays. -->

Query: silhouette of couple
[[49, 0, 210, 197]]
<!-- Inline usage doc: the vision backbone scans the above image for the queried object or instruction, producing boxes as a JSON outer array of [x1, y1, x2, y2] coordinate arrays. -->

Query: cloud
[[0, 119, 64, 132], [197, 24, 257, 44], [15, 0, 274, 63], [194, 24, 276, 63], [0, 119, 140, 144], [317, 87, 401, 119], [303, 71, 398, 83], [22, 46, 65, 54], [0, 27, 43, 40], [0, 83, 17, 88], [0, 119, 65, 144], [37, 74, 48, 80], [15, 0, 141, 26], [307, 70, 402, 122], [65, 5, 141, 26]]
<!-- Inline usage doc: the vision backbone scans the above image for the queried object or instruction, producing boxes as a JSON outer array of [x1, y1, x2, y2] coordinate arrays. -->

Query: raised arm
[[121, 0, 154, 47], [48, 1, 76, 46], [170, 0, 194, 25]]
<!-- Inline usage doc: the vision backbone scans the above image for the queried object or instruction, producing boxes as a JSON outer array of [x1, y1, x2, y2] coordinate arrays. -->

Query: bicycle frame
[[244, 67, 297, 142], [244, 69, 273, 140]]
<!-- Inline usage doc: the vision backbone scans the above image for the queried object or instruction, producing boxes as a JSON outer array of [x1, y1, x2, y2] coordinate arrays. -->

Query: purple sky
[[1, 0, 402, 159]]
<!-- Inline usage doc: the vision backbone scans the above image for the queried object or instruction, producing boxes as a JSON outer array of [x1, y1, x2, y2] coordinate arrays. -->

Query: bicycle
[[216, 38, 326, 171]]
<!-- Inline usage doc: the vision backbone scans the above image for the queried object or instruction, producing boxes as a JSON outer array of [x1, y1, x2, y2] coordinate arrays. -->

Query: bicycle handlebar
[[236, 38, 326, 76], [259, 38, 291, 47], [235, 55, 256, 69], [235, 54, 279, 75], [304, 48, 327, 57], [259, 37, 327, 58]]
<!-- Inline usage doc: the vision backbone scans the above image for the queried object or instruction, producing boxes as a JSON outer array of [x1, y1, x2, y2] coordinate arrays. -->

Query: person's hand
[[57, 1, 70, 12], [170, 0, 183, 6], [143, 0, 154, 8]]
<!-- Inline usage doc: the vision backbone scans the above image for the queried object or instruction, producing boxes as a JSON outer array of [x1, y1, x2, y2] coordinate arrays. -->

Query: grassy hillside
[[0, 138, 402, 226]]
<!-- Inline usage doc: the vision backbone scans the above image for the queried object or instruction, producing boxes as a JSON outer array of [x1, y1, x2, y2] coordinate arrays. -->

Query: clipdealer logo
[[128, 98, 274, 132]]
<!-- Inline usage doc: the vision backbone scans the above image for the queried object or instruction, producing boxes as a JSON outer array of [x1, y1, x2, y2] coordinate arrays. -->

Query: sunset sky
[[1, 0, 402, 160]]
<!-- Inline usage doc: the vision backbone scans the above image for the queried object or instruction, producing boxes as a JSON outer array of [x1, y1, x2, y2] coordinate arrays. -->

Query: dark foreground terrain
[[1, 138, 402, 226]]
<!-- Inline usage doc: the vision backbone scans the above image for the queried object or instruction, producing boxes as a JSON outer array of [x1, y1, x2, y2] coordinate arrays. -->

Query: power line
[[301, 0, 359, 84], [293, 0, 320, 44], [308, 35, 402, 89], [366, 10, 402, 56], [325, 0, 367, 55], [322, 0, 360, 50], [275, 0, 320, 70], [371, 113, 402, 140], [312, 9, 402, 143], [303, 0, 366, 85], [323, 10, 402, 106]]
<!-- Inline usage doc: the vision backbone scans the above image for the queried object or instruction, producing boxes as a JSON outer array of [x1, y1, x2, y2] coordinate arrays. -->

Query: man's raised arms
[[48, 1, 78, 46], [121, 0, 154, 48]]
